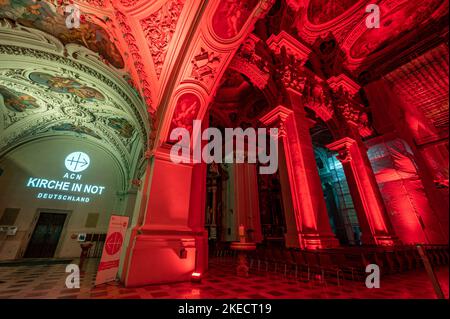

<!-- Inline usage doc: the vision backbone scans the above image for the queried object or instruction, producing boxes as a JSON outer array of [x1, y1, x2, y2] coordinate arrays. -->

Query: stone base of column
[[122, 233, 197, 287], [300, 232, 340, 249]]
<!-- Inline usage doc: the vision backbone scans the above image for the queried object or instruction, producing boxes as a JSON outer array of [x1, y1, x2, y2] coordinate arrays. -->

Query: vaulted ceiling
[[0, 0, 448, 165], [0, 17, 149, 183], [255, 0, 449, 80]]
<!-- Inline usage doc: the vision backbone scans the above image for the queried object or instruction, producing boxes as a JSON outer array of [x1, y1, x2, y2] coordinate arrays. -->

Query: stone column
[[327, 137, 399, 246], [260, 105, 338, 249], [234, 163, 263, 243], [121, 145, 208, 287]]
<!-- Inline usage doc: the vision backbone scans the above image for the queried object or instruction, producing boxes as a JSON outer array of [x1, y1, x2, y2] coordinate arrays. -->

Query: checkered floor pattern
[[0, 257, 448, 299]]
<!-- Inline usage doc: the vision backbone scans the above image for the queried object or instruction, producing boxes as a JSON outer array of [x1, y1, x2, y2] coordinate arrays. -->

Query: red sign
[[95, 215, 129, 286], [104, 232, 123, 255]]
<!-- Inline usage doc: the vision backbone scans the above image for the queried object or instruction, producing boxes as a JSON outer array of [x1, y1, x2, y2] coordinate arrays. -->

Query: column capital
[[327, 74, 360, 96], [326, 137, 358, 164], [266, 31, 311, 62], [326, 137, 357, 151], [259, 105, 293, 126]]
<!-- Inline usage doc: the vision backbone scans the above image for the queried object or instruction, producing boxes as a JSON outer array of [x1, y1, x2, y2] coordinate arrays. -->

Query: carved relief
[[237, 36, 270, 73], [191, 48, 221, 83], [277, 55, 306, 92], [229, 35, 270, 90], [336, 148, 352, 164], [80, 0, 105, 6], [120, 0, 137, 7], [303, 81, 334, 121], [115, 11, 153, 109], [333, 90, 374, 138], [141, 0, 185, 79]]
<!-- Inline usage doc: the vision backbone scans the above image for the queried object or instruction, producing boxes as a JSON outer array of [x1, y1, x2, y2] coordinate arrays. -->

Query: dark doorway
[[24, 212, 67, 258]]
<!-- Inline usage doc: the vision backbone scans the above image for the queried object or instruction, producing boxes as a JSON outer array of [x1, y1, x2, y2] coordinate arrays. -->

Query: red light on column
[[191, 272, 202, 283]]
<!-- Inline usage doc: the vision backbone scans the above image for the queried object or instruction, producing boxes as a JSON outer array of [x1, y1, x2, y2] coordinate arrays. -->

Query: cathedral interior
[[0, 0, 448, 300]]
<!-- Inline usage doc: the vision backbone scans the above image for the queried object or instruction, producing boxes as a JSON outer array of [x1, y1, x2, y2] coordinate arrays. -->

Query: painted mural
[[212, 0, 258, 39], [169, 93, 200, 135], [307, 0, 358, 25], [107, 117, 134, 139], [29, 72, 105, 101], [349, 0, 445, 59], [52, 123, 101, 139], [0, 85, 40, 112], [0, 0, 124, 68]]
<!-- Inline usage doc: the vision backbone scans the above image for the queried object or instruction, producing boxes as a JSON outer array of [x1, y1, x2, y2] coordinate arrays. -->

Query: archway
[[0, 21, 149, 262]]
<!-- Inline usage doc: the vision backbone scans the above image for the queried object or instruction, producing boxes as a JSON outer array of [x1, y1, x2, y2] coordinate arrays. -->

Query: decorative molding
[[229, 35, 270, 90], [115, 10, 154, 110], [326, 137, 356, 164], [327, 74, 360, 97], [267, 31, 311, 62], [80, 0, 105, 6], [140, 0, 185, 79], [0, 20, 152, 180], [190, 47, 221, 83]]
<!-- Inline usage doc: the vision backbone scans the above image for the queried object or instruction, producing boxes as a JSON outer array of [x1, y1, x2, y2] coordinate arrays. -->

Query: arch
[[0, 20, 150, 183]]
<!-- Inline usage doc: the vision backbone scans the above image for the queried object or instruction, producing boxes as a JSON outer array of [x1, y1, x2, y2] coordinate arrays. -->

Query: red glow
[[191, 272, 202, 283]]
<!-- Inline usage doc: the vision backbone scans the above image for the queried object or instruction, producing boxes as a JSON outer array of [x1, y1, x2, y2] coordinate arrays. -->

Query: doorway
[[24, 212, 67, 258]]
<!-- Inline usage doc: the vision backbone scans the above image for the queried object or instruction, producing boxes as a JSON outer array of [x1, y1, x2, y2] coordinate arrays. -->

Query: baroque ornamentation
[[333, 88, 374, 138], [0, 44, 147, 141], [191, 48, 221, 83], [115, 10, 153, 110], [141, 0, 185, 79], [336, 148, 352, 164], [61, 106, 96, 123], [80, 0, 105, 6], [120, 0, 137, 7], [229, 35, 270, 90]]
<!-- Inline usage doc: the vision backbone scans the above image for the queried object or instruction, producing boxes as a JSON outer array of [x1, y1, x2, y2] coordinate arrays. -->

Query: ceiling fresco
[[107, 117, 135, 139], [349, 0, 446, 59], [0, 0, 124, 68], [0, 85, 40, 112], [29, 72, 105, 101], [51, 122, 101, 139], [307, 0, 359, 25]]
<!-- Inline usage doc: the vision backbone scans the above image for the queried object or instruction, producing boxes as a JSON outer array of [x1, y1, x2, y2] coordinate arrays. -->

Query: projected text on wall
[[25, 151, 106, 203]]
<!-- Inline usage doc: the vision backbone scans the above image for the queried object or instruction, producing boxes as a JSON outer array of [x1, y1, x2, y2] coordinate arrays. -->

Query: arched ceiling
[[0, 19, 149, 181], [306, 0, 359, 25], [0, 0, 124, 68], [264, 0, 449, 78], [0, 0, 447, 157]]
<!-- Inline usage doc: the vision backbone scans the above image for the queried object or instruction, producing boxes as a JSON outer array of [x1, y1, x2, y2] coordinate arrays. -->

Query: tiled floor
[[0, 257, 448, 299]]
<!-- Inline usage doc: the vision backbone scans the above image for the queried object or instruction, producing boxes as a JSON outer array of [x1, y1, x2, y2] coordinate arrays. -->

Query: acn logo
[[65, 152, 90, 173]]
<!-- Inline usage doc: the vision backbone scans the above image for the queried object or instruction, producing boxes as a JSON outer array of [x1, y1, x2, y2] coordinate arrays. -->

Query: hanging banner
[[95, 215, 129, 286]]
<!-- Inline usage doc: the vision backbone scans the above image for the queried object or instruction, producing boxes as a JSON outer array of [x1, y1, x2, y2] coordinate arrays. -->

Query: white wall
[[0, 136, 126, 260]]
